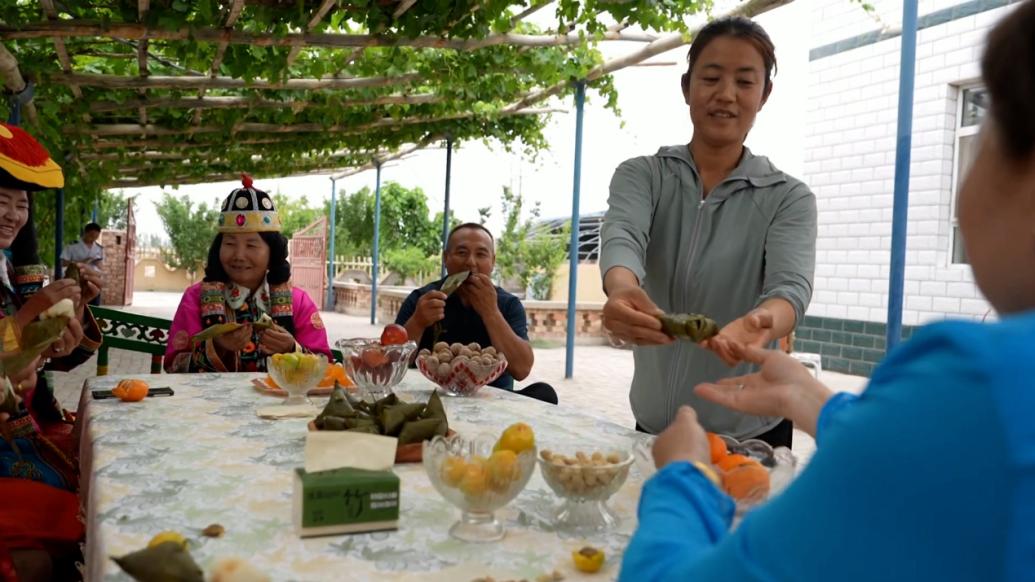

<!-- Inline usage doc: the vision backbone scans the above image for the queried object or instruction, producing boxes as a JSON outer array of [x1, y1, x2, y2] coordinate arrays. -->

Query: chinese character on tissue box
[[293, 431, 400, 537]]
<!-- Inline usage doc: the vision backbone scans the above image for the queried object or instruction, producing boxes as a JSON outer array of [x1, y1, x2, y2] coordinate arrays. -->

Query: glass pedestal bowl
[[423, 433, 536, 542], [633, 434, 797, 515], [337, 338, 417, 402], [266, 353, 329, 406], [416, 354, 508, 397], [537, 448, 634, 532]]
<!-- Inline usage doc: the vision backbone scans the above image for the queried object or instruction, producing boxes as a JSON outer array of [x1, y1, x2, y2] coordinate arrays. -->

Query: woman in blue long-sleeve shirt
[[620, 2, 1035, 580]]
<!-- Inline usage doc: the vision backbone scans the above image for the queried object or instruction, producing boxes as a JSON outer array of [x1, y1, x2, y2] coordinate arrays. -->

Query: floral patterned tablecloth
[[80, 373, 652, 581]]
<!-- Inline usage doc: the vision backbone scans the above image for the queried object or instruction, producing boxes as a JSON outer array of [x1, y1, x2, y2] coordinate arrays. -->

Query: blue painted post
[[565, 81, 586, 379], [92, 198, 99, 223], [371, 162, 383, 325], [440, 136, 453, 277], [886, 0, 919, 352], [326, 177, 337, 311]]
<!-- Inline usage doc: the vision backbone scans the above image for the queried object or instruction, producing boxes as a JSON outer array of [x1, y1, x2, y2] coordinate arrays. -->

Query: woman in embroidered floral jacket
[[164, 175, 330, 373]]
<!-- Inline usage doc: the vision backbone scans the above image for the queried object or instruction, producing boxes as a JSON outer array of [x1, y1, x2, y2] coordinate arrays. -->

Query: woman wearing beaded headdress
[[165, 174, 331, 373], [0, 122, 103, 581]]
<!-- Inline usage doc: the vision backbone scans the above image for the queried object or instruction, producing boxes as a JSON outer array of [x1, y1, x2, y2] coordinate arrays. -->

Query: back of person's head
[[84, 222, 102, 234], [982, 0, 1035, 160], [681, 16, 777, 97]]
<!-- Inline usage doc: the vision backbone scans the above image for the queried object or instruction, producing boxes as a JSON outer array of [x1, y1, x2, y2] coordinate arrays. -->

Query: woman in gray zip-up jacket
[[600, 17, 817, 443]]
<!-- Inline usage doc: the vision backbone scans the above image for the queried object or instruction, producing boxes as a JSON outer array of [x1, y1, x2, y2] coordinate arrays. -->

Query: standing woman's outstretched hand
[[603, 285, 673, 346], [694, 343, 835, 438], [701, 307, 775, 366]]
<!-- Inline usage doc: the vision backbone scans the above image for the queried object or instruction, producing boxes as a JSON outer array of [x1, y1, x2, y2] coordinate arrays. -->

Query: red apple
[[380, 324, 409, 346]]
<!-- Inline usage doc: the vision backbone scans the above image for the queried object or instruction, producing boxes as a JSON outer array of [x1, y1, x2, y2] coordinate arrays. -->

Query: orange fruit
[[715, 453, 752, 473], [318, 363, 353, 388], [113, 379, 149, 402], [721, 460, 770, 502], [494, 423, 535, 455], [707, 433, 728, 464]]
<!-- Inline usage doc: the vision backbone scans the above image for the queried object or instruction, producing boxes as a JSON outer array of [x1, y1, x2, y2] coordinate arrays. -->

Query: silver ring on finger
[[736, 383, 745, 391]]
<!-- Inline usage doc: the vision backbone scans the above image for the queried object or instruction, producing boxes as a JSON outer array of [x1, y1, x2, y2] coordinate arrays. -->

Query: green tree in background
[[154, 193, 219, 281], [494, 186, 569, 300], [95, 191, 129, 231], [273, 193, 321, 239], [330, 182, 441, 257], [383, 246, 439, 284]]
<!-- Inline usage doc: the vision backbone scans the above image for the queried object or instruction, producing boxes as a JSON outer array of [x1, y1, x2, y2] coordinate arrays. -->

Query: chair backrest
[[91, 306, 172, 375], [90, 306, 343, 375]]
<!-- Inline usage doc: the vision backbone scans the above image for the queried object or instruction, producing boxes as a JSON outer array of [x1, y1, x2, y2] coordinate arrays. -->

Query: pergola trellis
[[0, 0, 796, 377]]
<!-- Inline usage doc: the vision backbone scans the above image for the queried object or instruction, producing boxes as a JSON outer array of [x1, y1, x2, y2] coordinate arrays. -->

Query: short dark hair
[[84, 222, 102, 234], [681, 16, 777, 98], [982, 0, 1035, 160], [445, 222, 494, 252], [203, 231, 291, 286]]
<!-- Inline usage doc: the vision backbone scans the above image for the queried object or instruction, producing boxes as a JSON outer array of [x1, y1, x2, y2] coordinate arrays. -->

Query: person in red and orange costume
[[0, 122, 103, 581]]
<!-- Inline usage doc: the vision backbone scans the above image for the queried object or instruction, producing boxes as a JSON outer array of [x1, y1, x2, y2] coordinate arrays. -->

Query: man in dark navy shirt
[[395, 223, 556, 403]]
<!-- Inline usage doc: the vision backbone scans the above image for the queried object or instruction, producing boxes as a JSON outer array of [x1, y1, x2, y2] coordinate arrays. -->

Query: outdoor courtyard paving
[[53, 292, 869, 467]]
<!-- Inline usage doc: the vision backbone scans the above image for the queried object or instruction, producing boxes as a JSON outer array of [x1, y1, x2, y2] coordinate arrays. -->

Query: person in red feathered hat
[[0, 122, 98, 582]]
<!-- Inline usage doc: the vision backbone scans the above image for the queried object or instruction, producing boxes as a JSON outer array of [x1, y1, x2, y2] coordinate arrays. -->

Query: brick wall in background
[[794, 316, 918, 377], [100, 230, 127, 306], [803, 0, 1014, 327]]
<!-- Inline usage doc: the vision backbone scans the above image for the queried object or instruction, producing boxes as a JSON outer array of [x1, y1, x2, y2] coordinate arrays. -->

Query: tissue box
[[292, 467, 400, 537]]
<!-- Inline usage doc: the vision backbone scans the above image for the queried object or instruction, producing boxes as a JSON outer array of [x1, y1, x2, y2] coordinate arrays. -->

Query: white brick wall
[[802, 1, 1019, 326]]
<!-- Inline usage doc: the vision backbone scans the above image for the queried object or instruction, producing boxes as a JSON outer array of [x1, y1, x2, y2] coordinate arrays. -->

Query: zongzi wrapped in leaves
[[346, 424, 382, 435], [321, 416, 348, 431], [379, 402, 426, 436], [397, 418, 448, 445], [371, 393, 399, 420], [63, 263, 81, 285], [440, 270, 470, 296], [111, 541, 204, 582], [657, 313, 719, 342], [421, 390, 447, 426], [317, 386, 355, 420]]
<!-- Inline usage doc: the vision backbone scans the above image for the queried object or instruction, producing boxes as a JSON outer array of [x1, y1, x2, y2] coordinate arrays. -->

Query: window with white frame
[[950, 86, 988, 264]]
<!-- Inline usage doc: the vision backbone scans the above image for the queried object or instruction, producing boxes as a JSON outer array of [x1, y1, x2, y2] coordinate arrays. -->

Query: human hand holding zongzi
[[15, 279, 79, 329], [213, 323, 252, 354]]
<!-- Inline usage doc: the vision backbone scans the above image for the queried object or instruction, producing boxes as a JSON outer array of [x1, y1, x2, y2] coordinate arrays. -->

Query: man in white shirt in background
[[61, 222, 103, 305]]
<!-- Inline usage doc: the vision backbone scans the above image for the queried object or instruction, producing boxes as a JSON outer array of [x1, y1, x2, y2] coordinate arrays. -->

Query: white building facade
[[793, 0, 1020, 375]]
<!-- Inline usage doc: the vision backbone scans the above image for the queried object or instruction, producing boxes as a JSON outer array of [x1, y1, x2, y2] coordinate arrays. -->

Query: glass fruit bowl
[[633, 434, 796, 514], [337, 338, 417, 402], [423, 433, 536, 542], [416, 353, 508, 397], [266, 352, 329, 406], [537, 448, 634, 532]]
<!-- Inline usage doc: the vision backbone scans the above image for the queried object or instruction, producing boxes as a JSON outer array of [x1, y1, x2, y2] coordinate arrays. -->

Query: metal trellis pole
[[565, 81, 586, 379], [440, 136, 453, 277], [371, 162, 383, 325], [326, 177, 337, 311]]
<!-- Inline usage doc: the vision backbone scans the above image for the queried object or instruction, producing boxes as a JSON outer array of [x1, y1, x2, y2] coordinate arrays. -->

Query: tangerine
[[113, 379, 149, 402], [721, 460, 770, 502], [707, 432, 728, 464], [715, 453, 753, 473]]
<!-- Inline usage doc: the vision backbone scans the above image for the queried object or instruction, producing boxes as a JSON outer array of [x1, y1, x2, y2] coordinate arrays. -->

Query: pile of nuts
[[539, 450, 629, 497], [417, 341, 505, 382]]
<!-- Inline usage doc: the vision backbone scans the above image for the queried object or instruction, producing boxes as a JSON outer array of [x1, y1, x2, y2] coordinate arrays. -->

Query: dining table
[[78, 372, 652, 581]]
